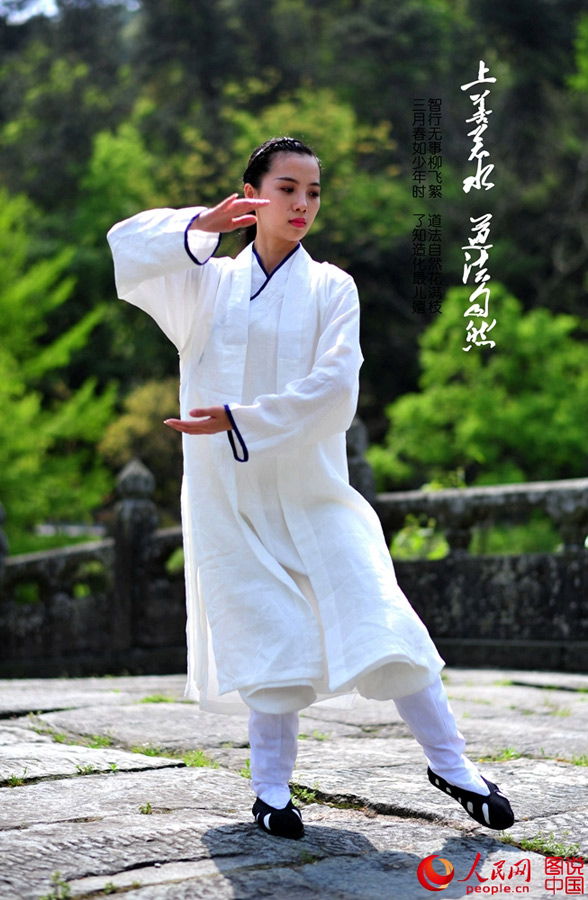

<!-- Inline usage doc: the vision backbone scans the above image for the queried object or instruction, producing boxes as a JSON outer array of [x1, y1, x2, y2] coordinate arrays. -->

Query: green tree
[[0, 0, 129, 209], [368, 284, 588, 489], [76, 121, 164, 242], [70, 119, 180, 390], [0, 189, 116, 548]]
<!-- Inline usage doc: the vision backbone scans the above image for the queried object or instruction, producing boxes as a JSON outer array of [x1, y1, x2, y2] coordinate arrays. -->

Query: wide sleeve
[[226, 274, 363, 458], [106, 207, 221, 352]]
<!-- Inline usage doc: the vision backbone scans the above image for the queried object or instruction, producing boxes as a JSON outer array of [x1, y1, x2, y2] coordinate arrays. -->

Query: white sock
[[394, 675, 490, 796], [248, 709, 299, 809]]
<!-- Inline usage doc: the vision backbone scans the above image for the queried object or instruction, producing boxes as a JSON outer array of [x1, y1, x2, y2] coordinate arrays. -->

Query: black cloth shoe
[[252, 797, 304, 839], [427, 767, 515, 830]]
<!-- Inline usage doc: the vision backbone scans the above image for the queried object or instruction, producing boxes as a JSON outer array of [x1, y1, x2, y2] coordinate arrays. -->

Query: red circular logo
[[417, 854, 455, 892]]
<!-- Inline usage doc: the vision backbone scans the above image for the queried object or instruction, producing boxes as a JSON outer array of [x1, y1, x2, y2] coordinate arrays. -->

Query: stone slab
[[367, 711, 588, 763], [29, 703, 359, 757], [67, 809, 550, 900], [2, 668, 588, 900], [0, 722, 53, 746], [508, 809, 588, 857], [35, 703, 251, 751], [2, 797, 549, 900], [0, 674, 187, 716], [0, 766, 252, 830], [0, 742, 181, 784], [440, 682, 588, 761], [66, 828, 547, 900], [293, 746, 588, 847], [304, 681, 588, 761]]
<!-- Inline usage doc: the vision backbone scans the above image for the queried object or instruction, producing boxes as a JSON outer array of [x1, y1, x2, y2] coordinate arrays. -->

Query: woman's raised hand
[[190, 193, 269, 234]]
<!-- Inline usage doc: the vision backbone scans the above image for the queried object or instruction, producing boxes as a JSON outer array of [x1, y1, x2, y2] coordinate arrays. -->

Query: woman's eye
[[281, 187, 294, 193]]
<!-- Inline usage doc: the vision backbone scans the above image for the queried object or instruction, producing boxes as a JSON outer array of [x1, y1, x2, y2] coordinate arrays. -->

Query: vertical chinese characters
[[411, 98, 443, 316], [428, 98, 443, 200], [460, 61, 497, 351], [461, 61, 496, 193]]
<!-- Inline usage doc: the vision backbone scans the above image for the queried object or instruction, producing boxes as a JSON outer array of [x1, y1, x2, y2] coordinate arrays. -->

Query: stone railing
[[375, 479, 588, 553], [375, 479, 588, 672], [0, 460, 186, 678], [0, 434, 587, 677]]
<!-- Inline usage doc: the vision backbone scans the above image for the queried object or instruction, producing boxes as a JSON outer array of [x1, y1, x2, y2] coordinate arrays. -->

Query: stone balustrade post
[[545, 487, 588, 551], [113, 459, 158, 652], [433, 496, 479, 557]]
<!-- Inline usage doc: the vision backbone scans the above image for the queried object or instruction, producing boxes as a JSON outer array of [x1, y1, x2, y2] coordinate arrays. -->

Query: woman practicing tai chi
[[107, 136, 514, 839]]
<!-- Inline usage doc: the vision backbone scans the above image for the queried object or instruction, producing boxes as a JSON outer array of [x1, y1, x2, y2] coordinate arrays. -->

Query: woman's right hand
[[190, 194, 270, 233]]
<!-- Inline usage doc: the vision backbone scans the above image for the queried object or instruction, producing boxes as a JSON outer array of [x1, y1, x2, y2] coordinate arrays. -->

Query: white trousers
[[394, 673, 488, 794], [249, 708, 299, 809], [248, 674, 488, 809]]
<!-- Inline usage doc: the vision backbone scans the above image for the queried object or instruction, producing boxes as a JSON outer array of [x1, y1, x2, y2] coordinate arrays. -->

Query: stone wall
[[1, 446, 587, 678]]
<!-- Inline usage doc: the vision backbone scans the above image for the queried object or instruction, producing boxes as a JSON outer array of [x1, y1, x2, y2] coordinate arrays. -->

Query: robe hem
[[184, 679, 359, 717], [329, 652, 445, 701], [215, 668, 325, 698], [184, 651, 444, 716]]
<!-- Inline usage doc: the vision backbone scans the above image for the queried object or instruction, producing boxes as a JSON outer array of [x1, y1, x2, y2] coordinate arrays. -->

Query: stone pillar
[[546, 490, 588, 551], [113, 460, 158, 653]]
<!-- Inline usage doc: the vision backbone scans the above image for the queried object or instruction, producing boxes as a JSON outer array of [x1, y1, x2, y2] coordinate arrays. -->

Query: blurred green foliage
[[98, 378, 183, 517], [390, 515, 449, 561], [390, 511, 561, 560], [469, 515, 561, 556], [368, 286, 588, 490]]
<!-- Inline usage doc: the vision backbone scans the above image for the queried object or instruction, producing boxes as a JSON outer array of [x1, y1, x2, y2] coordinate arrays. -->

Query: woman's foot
[[252, 797, 304, 839], [428, 767, 515, 830]]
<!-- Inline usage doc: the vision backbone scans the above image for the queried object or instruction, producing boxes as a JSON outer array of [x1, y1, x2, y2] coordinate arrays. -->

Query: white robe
[[107, 207, 444, 715]]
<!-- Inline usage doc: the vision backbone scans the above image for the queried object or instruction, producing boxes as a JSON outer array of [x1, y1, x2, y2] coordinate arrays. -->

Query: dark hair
[[241, 136, 320, 244]]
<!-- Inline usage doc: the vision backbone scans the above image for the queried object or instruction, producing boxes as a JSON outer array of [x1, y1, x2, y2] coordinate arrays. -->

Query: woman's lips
[[289, 218, 307, 228]]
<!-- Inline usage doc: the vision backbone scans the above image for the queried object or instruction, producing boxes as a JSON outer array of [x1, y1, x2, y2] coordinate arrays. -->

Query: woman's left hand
[[164, 406, 231, 435]]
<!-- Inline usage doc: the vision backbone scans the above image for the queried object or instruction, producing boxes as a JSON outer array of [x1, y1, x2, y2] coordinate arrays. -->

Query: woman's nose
[[293, 194, 307, 211]]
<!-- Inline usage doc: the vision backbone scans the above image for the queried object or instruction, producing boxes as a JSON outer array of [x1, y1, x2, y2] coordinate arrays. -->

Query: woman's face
[[244, 152, 321, 244]]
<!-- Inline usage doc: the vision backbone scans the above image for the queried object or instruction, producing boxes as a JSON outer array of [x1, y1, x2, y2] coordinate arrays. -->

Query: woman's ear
[[243, 183, 256, 200]]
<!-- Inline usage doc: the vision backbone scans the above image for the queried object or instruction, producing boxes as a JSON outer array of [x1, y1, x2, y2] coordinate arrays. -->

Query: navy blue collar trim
[[250, 243, 300, 301]]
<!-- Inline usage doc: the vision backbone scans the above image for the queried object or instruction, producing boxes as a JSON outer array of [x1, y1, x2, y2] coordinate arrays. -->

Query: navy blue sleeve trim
[[184, 212, 222, 266], [224, 404, 249, 462]]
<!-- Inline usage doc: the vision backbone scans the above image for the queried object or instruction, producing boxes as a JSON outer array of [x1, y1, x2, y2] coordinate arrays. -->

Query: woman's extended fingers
[[164, 406, 231, 435], [192, 194, 270, 234]]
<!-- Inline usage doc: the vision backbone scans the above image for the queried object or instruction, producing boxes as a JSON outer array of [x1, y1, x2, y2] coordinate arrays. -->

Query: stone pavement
[[1, 668, 588, 900]]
